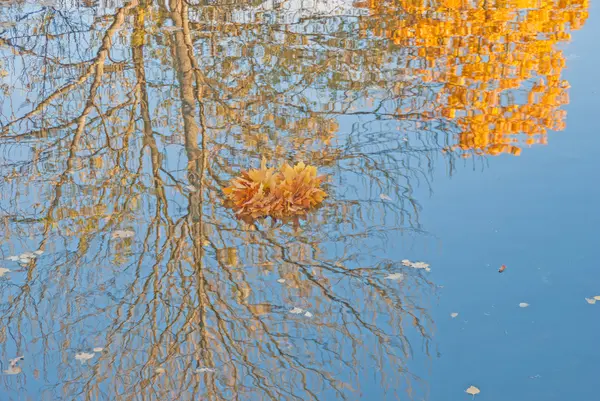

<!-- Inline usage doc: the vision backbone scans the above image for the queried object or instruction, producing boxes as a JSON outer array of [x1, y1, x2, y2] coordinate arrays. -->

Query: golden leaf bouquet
[[223, 159, 327, 223]]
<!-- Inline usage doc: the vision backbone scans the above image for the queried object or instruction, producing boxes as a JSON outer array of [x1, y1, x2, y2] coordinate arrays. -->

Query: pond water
[[0, 0, 598, 400]]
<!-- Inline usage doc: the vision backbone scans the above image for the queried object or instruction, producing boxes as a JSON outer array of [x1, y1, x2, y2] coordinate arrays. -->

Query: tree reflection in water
[[0, 0, 587, 399]]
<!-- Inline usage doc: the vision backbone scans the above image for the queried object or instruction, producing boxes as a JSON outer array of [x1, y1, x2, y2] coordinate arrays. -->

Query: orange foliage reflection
[[362, 0, 588, 155]]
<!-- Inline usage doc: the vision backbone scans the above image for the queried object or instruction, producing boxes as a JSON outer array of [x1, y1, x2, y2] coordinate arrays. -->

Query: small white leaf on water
[[20, 252, 36, 259], [155, 367, 166, 374], [401, 259, 431, 272], [163, 25, 184, 32], [7, 256, 19, 262], [9, 356, 23, 368], [304, 311, 313, 318], [585, 298, 596, 304], [450, 313, 459, 318], [3, 366, 21, 375], [380, 194, 392, 201], [385, 273, 404, 281], [465, 385, 480, 396], [19, 258, 31, 264], [276, 279, 286, 283], [519, 303, 530, 308], [33, 250, 44, 256], [412, 261, 430, 271], [75, 352, 95, 362], [195, 367, 216, 373], [594, 296, 600, 301], [290, 307, 304, 314], [0, 268, 10, 277], [93, 347, 104, 353], [112, 230, 135, 239]]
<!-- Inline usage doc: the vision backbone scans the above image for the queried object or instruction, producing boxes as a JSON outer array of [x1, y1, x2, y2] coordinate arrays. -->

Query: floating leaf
[[290, 307, 304, 314], [6, 256, 19, 262], [498, 264, 506, 273], [0, 268, 10, 277], [519, 302, 530, 308], [594, 296, 600, 301], [380, 194, 392, 201], [385, 273, 404, 281], [9, 356, 23, 368], [93, 347, 104, 352], [112, 230, 135, 239], [401, 260, 431, 272], [195, 367, 216, 373], [465, 385, 480, 397], [155, 367, 166, 374], [585, 298, 596, 304], [75, 352, 95, 363], [412, 262, 430, 270], [276, 278, 286, 283], [450, 312, 459, 318], [33, 250, 44, 256], [304, 311, 313, 318], [3, 366, 21, 375]]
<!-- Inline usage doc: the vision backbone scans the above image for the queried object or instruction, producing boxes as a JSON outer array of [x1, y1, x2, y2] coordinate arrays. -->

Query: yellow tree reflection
[[362, 0, 588, 155]]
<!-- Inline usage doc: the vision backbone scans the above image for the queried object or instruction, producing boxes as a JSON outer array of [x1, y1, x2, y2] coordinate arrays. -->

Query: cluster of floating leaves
[[585, 295, 600, 304], [223, 159, 327, 223], [6, 250, 43, 265]]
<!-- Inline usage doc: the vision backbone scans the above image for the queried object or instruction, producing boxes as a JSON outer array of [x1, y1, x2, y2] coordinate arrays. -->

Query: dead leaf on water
[[155, 367, 166, 374], [465, 385, 480, 397], [594, 296, 600, 301], [380, 194, 392, 201], [9, 356, 23, 367], [401, 259, 431, 272], [519, 302, 530, 308], [276, 279, 286, 283], [385, 273, 404, 281], [290, 307, 313, 317], [93, 347, 104, 352], [4, 356, 24, 375], [0, 268, 10, 277], [112, 230, 135, 239], [450, 312, 459, 318], [75, 352, 95, 363], [585, 298, 596, 304], [195, 367, 216, 373], [3, 366, 21, 375]]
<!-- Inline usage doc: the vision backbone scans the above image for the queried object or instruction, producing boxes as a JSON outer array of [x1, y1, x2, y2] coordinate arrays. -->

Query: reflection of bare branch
[[0, 1, 447, 401]]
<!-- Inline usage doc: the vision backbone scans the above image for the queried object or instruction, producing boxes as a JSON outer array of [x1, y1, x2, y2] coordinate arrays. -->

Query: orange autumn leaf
[[223, 159, 327, 222]]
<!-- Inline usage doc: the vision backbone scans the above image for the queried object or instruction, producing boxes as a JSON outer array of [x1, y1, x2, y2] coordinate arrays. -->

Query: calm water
[[0, 0, 598, 400]]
